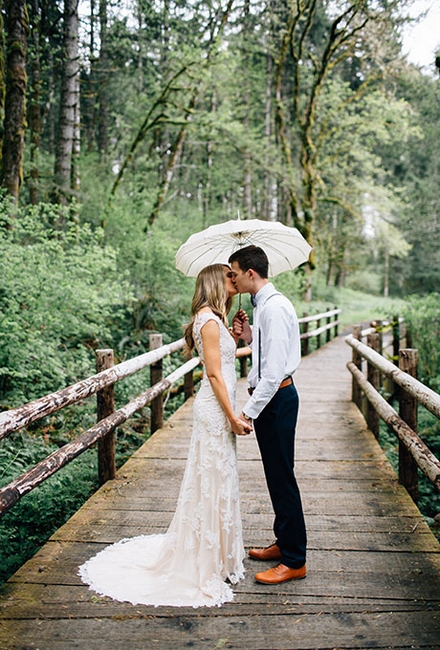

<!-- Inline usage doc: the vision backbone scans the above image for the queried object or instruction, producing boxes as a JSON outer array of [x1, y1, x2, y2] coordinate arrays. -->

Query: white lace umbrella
[[175, 218, 313, 277]]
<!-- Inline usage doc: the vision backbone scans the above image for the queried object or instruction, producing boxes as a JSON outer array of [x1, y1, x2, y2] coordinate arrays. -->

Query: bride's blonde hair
[[184, 264, 233, 353]]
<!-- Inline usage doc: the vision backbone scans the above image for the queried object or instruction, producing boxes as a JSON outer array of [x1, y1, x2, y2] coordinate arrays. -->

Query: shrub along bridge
[[1, 310, 440, 649]]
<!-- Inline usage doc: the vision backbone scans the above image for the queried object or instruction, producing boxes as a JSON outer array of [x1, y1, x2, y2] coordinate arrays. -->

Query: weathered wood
[[96, 349, 116, 485], [393, 315, 401, 364], [0, 358, 201, 515], [297, 308, 341, 353], [326, 307, 331, 343], [398, 348, 419, 503], [0, 338, 186, 439], [351, 324, 362, 409], [298, 308, 340, 323], [300, 320, 341, 341], [236, 343, 251, 377], [367, 332, 380, 438], [0, 603, 439, 650], [346, 333, 440, 419], [347, 361, 440, 491], [149, 333, 164, 434], [301, 312, 309, 355]]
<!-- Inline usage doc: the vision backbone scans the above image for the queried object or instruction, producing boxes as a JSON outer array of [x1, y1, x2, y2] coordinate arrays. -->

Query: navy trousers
[[254, 382, 307, 568]]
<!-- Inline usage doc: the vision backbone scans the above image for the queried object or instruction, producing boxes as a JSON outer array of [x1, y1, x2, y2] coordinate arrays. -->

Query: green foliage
[[400, 293, 440, 391], [390, 71, 440, 295], [0, 430, 99, 584], [0, 199, 134, 407]]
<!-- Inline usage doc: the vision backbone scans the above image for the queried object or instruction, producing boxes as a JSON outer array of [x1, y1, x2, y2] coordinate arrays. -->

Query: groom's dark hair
[[229, 245, 269, 279]]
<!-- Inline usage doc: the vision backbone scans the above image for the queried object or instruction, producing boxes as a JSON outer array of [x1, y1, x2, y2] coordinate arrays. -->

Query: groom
[[229, 245, 307, 584]]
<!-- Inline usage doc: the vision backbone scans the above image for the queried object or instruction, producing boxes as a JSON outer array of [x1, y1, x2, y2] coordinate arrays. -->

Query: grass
[[306, 282, 407, 330]]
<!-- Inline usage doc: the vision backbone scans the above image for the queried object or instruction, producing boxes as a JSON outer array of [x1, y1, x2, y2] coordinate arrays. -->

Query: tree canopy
[[0, 0, 438, 321]]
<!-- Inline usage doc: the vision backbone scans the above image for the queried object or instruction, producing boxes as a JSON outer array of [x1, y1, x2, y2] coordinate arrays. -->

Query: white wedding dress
[[79, 311, 245, 607]]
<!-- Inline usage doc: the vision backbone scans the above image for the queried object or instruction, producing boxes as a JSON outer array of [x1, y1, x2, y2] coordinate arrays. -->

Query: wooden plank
[[1, 610, 440, 650], [1, 582, 437, 620]]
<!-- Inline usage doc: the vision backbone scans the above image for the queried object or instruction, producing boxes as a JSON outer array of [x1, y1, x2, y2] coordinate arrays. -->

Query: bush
[[0, 431, 99, 584], [400, 293, 440, 391], [0, 200, 134, 408]]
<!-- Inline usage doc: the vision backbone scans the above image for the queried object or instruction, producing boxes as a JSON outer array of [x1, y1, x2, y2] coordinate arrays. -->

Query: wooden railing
[[0, 337, 197, 516], [346, 321, 440, 503], [0, 307, 340, 517], [299, 307, 340, 356]]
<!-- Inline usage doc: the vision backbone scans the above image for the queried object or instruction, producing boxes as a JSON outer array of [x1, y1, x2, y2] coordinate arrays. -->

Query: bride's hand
[[231, 415, 252, 436]]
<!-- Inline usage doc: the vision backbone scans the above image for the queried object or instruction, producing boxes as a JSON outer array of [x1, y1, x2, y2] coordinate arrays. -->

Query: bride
[[79, 264, 251, 607]]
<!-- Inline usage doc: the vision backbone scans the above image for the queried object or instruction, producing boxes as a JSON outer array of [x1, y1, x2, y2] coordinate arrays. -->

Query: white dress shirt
[[243, 283, 301, 420]]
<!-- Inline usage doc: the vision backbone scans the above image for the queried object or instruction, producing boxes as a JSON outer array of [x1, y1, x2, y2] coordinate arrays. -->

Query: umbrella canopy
[[175, 218, 313, 277]]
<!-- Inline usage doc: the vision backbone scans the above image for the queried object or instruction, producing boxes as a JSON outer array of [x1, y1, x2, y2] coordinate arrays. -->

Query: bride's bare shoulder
[[196, 307, 215, 317]]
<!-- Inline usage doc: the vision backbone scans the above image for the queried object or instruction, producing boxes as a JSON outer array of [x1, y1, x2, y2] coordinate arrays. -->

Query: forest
[[0, 0, 439, 583]]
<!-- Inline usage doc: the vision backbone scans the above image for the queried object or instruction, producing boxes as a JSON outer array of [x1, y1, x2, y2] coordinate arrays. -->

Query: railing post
[[150, 333, 164, 434], [96, 349, 116, 485], [367, 333, 380, 439], [375, 320, 384, 356], [326, 307, 331, 343], [352, 325, 362, 409], [334, 305, 339, 337], [238, 341, 248, 378], [183, 351, 195, 400], [398, 349, 419, 503], [392, 316, 400, 366], [316, 318, 322, 349], [302, 313, 309, 356]]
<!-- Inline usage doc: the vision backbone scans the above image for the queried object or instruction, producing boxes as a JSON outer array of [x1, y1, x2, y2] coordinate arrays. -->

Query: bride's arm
[[201, 320, 251, 436]]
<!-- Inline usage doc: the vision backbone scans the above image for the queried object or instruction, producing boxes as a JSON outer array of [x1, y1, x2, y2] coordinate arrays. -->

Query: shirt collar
[[251, 282, 275, 307]]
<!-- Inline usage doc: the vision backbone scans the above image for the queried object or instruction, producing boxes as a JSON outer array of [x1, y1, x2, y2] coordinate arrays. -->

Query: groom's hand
[[232, 310, 252, 343]]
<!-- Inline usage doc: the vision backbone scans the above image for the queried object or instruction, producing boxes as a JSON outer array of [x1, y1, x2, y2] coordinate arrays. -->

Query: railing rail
[[0, 338, 186, 441], [0, 358, 200, 514], [346, 335, 440, 420], [298, 307, 341, 355], [346, 323, 440, 503]]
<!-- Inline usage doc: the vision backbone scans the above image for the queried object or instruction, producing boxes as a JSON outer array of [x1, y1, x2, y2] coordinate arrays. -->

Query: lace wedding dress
[[79, 311, 245, 607]]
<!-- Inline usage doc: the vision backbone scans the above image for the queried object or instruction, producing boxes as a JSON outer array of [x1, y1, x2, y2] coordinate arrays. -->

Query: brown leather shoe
[[255, 563, 306, 584], [248, 543, 282, 561]]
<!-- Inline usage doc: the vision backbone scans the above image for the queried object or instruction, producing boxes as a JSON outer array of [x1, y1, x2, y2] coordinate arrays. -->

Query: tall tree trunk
[[0, 1, 6, 162], [383, 249, 389, 298], [263, 51, 274, 220], [28, 0, 41, 205], [242, 0, 252, 220], [40, 48, 56, 155], [85, 0, 97, 152], [1, 0, 29, 203], [136, 0, 143, 92], [97, 0, 109, 159], [54, 0, 79, 205], [71, 72, 80, 191], [203, 90, 216, 226]]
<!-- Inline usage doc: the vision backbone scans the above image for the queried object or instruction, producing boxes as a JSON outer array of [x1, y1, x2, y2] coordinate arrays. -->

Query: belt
[[248, 376, 293, 396]]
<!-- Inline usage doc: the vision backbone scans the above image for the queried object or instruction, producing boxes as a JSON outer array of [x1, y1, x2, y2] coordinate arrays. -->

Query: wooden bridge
[[1, 334, 440, 649]]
